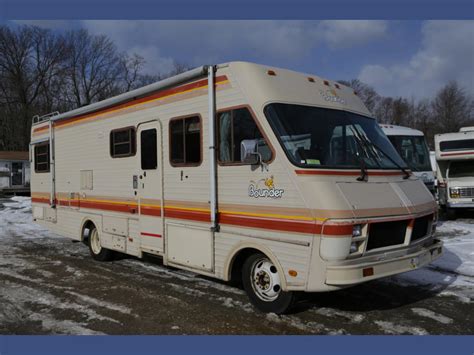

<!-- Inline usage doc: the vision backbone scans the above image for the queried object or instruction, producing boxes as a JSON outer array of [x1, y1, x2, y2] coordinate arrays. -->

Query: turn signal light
[[288, 270, 298, 277]]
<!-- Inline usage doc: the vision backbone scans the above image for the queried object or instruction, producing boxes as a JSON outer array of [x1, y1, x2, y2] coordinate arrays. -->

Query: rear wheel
[[242, 253, 294, 314], [88, 225, 115, 261]]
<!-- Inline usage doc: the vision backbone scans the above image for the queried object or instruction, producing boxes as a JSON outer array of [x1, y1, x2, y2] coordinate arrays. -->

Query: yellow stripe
[[219, 209, 327, 222], [34, 79, 230, 134], [64, 197, 325, 222]]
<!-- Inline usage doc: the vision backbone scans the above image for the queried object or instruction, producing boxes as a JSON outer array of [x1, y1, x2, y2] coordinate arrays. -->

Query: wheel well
[[81, 220, 96, 242], [229, 248, 262, 286]]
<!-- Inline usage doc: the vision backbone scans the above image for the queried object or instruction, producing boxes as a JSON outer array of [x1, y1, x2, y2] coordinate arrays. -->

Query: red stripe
[[32, 197, 356, 236], [141, 232, 162, 238], [440, 151, 474, 157], [34, 75, 228, 133], [164, 208, 211, 223], [140, 205, 162, 217], [32, 197, 51, 204], [219, 213, 322, 234], [295, 169, 407, 176]]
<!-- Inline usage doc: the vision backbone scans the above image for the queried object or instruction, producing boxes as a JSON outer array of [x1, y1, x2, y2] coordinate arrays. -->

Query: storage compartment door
[[166, 222, 213, 271]]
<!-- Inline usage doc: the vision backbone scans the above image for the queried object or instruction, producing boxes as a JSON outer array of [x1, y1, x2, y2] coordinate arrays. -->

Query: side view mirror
[[241, 139, 261, 165]]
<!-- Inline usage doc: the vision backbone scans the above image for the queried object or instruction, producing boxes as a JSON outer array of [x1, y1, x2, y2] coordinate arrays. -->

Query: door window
[[141, 129, 158, 170]]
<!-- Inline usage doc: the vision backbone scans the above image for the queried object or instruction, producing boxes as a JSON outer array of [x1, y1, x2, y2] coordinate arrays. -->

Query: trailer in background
[[380, 125, 435, 194], [0, 151, 30, 196], [435, 127, 474, 219]]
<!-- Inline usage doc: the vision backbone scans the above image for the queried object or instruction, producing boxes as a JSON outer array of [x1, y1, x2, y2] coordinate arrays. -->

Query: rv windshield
[[264, 103, 407, 169], [387, 135, 432, 172], [449, 161, 474, 178]]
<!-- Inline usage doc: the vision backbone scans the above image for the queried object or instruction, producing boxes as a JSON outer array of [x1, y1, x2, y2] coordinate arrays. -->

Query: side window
[[169, 116, 201, 166], [141, 129, 157, 170], [34, 143, 50, 173], [217, 107, 272, 164], [110, 127, 136, 158]]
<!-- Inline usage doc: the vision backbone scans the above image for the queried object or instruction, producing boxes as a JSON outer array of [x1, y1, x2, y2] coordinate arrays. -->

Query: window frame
[[168, 114, 203, 167], [110, 126, 137, 158], [216, 105, 275, 166], [34, 142, 50, 173]]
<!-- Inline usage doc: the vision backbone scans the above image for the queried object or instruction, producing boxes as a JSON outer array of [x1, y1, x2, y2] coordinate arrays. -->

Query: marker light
[[335, 83, 341, 89], [323, 80, 330, 86], [267, 70, 276, 76], [307, 77, 315, 83], [363, 267, 374, 277]]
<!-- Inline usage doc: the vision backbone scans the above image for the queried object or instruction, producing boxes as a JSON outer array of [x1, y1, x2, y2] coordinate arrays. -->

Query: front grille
[[459, 187, 474, 198], [366, 220, 408, 251], [411, 214, 432, 242]]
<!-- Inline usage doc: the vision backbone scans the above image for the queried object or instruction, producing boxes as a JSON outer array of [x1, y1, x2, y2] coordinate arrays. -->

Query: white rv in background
[[380, 125, 435, 194], [30, 62, 442, 313], [435, 127, 474, 218]]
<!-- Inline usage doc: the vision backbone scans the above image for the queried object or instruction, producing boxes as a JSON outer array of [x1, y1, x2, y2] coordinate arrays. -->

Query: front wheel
[[88, 225, 115, 261], [242, 253, 295, 314]]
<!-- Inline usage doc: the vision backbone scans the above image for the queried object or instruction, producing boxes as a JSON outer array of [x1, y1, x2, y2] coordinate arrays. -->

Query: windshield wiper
[[348, 127, 373, 182], [355, 129, 411, 180]]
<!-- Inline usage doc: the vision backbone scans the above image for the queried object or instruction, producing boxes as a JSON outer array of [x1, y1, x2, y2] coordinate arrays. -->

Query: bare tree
[[338, 79, 380, 113], [432, 81, 472, 133], [0, 25, 67, 150], [63, 29, 124, 107]]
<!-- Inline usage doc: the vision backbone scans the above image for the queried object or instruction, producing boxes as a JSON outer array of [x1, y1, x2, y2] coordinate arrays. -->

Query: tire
[[446, 208, 457, 220], [242, 253, 295, 314], [87, 225, 115, 261]]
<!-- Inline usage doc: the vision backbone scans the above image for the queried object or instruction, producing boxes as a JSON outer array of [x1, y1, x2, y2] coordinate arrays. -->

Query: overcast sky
[[10, 20, 474, 99]]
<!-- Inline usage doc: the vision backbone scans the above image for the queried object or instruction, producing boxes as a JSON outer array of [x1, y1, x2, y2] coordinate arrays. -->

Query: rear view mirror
[[241, 139, 260, 165]]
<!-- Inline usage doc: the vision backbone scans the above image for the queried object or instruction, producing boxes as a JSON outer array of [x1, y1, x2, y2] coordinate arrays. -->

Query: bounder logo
[[319, 89, 346, 105], [248, 176, 285, 199]]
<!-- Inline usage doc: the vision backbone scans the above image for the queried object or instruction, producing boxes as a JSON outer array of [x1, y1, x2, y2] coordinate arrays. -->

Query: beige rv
[[30, 62, 442, 313]]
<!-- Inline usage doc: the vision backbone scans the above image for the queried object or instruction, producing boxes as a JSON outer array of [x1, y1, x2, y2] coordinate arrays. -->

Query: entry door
[[11, 162, 23, 186], [137, 121, 164, 253]]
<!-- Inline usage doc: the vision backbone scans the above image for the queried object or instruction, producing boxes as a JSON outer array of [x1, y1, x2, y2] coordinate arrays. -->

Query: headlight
[[350, 241, 359, 253], [450, 188, 460, 198], [352, 224, 362, 237]]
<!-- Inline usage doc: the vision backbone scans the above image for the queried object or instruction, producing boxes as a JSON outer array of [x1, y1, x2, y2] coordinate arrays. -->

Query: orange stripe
[[33, 76, 228, 134], [295, 169, 407, 176], [31, 196, 358, 236]]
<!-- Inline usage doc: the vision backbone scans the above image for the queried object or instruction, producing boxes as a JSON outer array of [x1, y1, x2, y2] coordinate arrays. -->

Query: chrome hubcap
[[90, 229, 102, 255], [250, 257, 281, 302]]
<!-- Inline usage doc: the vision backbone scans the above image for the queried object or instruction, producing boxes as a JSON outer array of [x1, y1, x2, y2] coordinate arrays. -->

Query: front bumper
[[448, 201, 474, 209], [325, 239, 443, 286]]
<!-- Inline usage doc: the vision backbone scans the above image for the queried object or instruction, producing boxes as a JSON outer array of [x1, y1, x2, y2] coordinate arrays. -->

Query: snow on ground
[[386, 218, 474, 302], [0, 197, 472, 335]]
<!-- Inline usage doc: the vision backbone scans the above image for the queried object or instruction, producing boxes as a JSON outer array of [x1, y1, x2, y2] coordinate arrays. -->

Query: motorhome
[[435, 127, 474, 218], [381, 125, 435, 194], [0, 151, 30, 196], [30, 62, 442, 313]]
